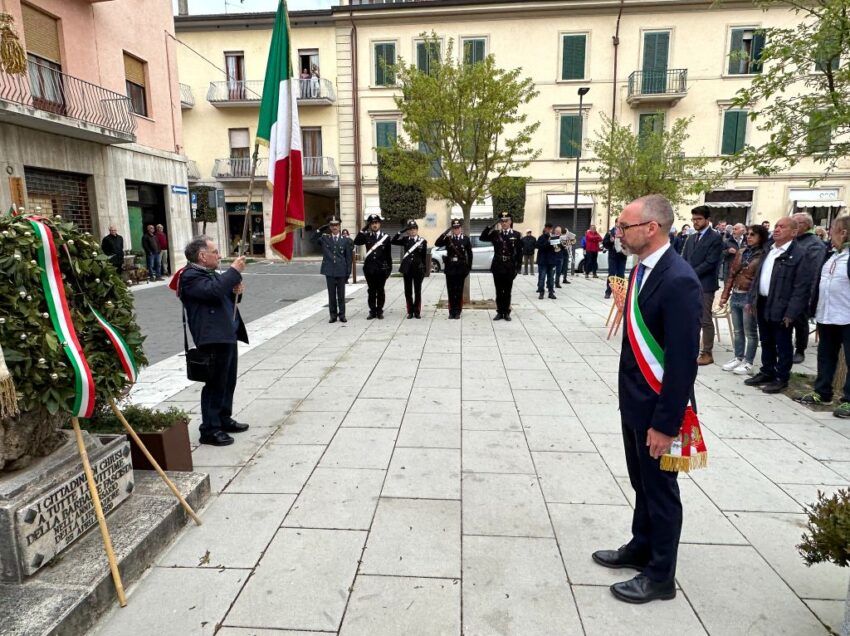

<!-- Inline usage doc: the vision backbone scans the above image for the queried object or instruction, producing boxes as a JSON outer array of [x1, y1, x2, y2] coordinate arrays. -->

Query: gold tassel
[[0, 376, 18, 419], [660, 452, 708, 473], [0, 13, 27, 75]]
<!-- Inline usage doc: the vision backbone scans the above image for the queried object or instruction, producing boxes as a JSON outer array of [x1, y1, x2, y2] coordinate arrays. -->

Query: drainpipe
[[177, 0, 188, 16], [349, 9, 362, 283], [605, 0, 625, 231]]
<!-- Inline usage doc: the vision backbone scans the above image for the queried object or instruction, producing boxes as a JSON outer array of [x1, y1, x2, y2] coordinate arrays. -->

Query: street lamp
[[572, 86, 590, 274]]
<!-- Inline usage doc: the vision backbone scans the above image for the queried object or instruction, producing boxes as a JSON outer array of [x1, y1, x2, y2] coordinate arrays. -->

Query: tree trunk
[[834, 344, 847, 402]]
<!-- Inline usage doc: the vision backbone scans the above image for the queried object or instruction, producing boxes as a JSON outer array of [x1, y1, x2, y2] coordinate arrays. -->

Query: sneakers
[[834, 402, 850, 419], [795, 392, 833, 405], [733, 362, 754, 376], [697, 352, 714, 366], [722, 357, 744, 371]]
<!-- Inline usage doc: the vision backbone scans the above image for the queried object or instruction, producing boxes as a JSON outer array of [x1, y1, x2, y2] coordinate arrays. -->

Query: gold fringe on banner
[[0, 14, 27, 75], [660, 452, 708, 473], [0, 345, 19, 419]]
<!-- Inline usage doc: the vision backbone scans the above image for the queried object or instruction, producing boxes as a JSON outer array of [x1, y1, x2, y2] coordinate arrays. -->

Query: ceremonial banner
[[90, 307, 138, 384], [256, 0, 304, 261]]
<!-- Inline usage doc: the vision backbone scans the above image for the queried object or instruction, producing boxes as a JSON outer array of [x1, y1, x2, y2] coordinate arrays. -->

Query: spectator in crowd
[[673, 224, 691, 254], [536, 222, 557, 299], [559, 228, 574, 284], [584, 225, 603, 279], [791, 212, 827, 364], [796, 215, 850, 418], [720, 223, 746, 281], [718, 224, 768, 375], [310, 68, 320, 98], [101, 224, 124, 274], [744, 216, 815, 393], [341, 228, 350, 239], [762, 220, 772, 241], [603, 225, 627, 299], [142, 224, 162, 281], [155, 224, 169, 276], [716, 220, 728, 237], [300, 68, 310, 98], [553, 226, 566, 288], [815, 226, 830, 246], [521, 229, 536, 275], [682, 206, 724, 365]]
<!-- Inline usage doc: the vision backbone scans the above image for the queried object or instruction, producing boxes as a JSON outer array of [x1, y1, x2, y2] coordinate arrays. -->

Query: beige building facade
[[176, 0, 848, 255]]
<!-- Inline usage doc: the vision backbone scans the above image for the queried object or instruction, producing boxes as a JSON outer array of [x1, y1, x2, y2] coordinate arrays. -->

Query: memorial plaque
[[14, 441, 134, 576]]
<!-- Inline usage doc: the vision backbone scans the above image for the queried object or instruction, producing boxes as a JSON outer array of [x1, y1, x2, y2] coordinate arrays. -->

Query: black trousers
[[446, 271, 466, 313], [757, 297, 794, 383], [815, 323, 850, 402], [403, 272, 424, 314], [493, 270, 515, 315], [326, 275, 346, 318], [198, 342, 238, 435], [794, 314, 811, 353], [585, 251, 599, 275], [365, 270, 387, 314], [622, 422, 682, 583]]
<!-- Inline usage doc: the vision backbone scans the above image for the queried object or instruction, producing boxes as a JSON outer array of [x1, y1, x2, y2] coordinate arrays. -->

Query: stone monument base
[[0, 470, 209, 636]]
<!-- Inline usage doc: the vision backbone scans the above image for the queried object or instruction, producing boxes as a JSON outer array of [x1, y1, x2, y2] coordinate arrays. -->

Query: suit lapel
[[637, 248, 675, 305]]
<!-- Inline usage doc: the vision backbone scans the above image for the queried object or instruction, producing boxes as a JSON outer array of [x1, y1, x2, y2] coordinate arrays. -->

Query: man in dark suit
[[101, 225, 124, 274], [179, 236, 249, 447], [312, 216, 352, 323], [592, 194, 702, 604], [535, 222, 557, 299], [480, 211, 522, 321], [435, 218, 473, 319], [744, 216, 815, 393], [790, 212, 826, 364], [681, 205, 724, 365], [353, 214, 393, 319]]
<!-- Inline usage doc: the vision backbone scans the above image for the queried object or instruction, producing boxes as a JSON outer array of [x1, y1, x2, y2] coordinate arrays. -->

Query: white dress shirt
[[758, 242, 790, 297], [816, 248, 850, 325], [638, 242, 671, 292]]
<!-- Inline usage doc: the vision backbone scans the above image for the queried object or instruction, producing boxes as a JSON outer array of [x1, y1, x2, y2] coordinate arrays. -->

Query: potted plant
[[798, 489, 850, 636], [84, 404, 193, 472]]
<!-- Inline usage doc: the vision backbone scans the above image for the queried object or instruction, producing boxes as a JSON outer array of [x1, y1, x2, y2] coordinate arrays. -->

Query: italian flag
[[257, 0, 304, 261]]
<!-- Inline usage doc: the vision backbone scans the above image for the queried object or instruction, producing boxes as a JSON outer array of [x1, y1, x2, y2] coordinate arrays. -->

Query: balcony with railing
[[180, 83, 194, 109], [303, 156, 338, 181], [296, 78, 335, 104], [213, 157, 268, 180], [207, 80, 263, 107], [627, 69, 688, 106], [187, 159, 200, 181], [0, 58, 136, 144]]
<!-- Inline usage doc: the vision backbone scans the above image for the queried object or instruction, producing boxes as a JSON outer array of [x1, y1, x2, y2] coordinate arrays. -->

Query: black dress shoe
[[223, 420, 249, 433], [538, 292, 544, 299], [504, 314, 512, 321], [414, 313, 421, 319], [548, 292, 556, 299], [610, 574, 675, 604], [340, 316, 347, 323], [744, 372, 774, 386], [329, 317, 337, 323], [199, 431, 234, 446], [762, 380, 789, 394], [592, 547, 647, 571], [793, 352, 805, 364], [555, 283, 562, 288], [407, 313, 413, 319], [564, 279, 571, 284], [367, 312, 377, 320], [377, 312, 385, 320], [493, 313, 504, 321]]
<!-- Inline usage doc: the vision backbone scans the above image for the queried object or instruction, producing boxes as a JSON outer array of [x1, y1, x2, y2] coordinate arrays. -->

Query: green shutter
[[559, 114, 581, 158], [722, 111, 747, 155], [728, 29, 745, 74], [642, 32, 669, 93], [750, 30, 765, 74], [561, 34, 586, 80], [807, 111, 831, 153], [375, 43, 395, 85]]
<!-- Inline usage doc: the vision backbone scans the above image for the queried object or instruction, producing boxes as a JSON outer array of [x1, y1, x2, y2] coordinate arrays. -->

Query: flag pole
[[233, 142, 260, 318]]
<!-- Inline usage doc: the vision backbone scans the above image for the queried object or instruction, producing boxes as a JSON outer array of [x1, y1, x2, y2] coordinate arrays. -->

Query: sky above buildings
[[174, 0, 335, 14]]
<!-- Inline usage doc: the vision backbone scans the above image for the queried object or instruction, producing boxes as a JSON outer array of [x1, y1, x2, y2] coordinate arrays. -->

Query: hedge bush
[[377, 150, 427, 225], [490, 176, 529, 223]]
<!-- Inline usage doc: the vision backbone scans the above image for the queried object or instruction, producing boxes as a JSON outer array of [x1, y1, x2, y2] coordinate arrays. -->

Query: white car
[[430, 236, 494, 272]]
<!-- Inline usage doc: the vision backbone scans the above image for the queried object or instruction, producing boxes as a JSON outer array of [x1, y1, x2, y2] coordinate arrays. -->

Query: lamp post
[[571, 86, 590, 274]]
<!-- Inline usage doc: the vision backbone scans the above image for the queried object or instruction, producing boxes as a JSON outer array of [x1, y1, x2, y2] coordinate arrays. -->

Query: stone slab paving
[[92, 273, 849, 635]]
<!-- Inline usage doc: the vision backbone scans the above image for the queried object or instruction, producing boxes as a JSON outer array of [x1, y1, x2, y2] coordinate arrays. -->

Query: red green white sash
[[90, 306, 138, 383], [624, 265, 708, 472]]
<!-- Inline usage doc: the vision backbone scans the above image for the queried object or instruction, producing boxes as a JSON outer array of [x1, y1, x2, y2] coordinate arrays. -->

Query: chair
[[711, 297, 734, 344], [606, 276, 628, 340]]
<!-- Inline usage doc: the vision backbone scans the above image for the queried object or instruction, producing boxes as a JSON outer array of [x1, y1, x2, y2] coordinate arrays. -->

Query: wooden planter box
[[129, 420, 193, 472]]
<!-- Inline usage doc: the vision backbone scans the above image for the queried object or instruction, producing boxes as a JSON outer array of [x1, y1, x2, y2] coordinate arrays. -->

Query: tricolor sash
[[624, 265, 708, 472]]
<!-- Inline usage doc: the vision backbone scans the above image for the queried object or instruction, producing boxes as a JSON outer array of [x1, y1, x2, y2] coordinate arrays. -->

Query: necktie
[[636, 263, 647, 293]]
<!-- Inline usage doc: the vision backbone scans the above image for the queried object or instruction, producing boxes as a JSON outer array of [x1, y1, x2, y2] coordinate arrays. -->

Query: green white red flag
[[257, 0, 304, 261]]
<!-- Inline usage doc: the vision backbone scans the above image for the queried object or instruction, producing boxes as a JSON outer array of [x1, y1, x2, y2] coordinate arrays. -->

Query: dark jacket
[[535, 232, 556, 266], [101, 233, 124, 268], [720, 246, 764, 303], [435, 230, 473, 276], [353, 229, 393, 276], [619, 247, 702, 437], [747, 240, 815, 323], [480, 226, 522, 276], [391, 233, 428, 277], [682, 227, 723, 293], [520, 235, 537, 256], [312, 229, 352, 278], [179, 265, 248, 347], [722, 235, 744, 268], [142, 232, 160, 256], [795, 232, 828, 315]]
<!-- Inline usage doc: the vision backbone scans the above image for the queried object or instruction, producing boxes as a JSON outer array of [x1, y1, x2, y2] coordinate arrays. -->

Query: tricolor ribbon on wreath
[[624, 266, 708, 473], [27, 217, 139, 418]]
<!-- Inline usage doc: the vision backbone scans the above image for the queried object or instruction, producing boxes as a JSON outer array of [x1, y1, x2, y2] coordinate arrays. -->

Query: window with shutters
[[123, 53, 148, 117], [461, 37, 486, 65], [21, 4, 61, 64], [721, 110, 747, 155], [418, 141, 442, 177], [559, 114, 583, 158], [229, 128, 250, 176], [642, 31, 670, 94], [560, 34, 587, 81], [638, 112, 665, 148], [374, 41, 396, 86], [727, 28, 765, 75], [806, 111, 832, 154], [375, 120, 398, 149], [415, 39, 440, 75]]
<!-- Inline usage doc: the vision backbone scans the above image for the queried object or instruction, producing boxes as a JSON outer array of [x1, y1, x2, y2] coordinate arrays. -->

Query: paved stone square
[[92, 273, 849, 635]]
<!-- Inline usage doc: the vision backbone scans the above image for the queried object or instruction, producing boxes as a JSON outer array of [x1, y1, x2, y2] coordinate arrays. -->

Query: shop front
[[789, 188, 846, 228]]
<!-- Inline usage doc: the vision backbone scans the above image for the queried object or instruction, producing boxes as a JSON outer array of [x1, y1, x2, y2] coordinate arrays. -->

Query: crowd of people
[[100, 223, 170, 282]]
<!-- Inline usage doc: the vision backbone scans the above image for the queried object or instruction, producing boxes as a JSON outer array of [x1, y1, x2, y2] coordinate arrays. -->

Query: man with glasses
[[682, 206, 724, 365], [592, 194, 701, 604]]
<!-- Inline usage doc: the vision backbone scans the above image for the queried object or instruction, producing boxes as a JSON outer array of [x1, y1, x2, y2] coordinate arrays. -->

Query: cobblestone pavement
[[93, 273, 848, 635]]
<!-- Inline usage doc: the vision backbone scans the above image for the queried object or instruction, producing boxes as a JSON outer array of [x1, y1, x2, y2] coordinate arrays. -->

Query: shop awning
[[451, 197, 492, 219], [703, 201, 751, 208], [795, 200, 846, 208], [547, 193, 594, 209]]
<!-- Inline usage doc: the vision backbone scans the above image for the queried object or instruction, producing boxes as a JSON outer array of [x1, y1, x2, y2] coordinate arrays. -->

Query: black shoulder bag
[[180, 277, 215, 383]]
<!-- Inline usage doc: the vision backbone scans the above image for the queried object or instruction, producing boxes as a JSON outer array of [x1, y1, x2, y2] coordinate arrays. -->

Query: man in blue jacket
[[179, 236, 249, 447], [312, 216, 353, 323], [682, 206, 724, 365], [535, 222, 557, 299], [592, 194, 701, 604]]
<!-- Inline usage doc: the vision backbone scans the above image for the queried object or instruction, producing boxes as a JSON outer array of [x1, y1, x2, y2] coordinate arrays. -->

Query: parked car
[[430, 236, 494, 272], [573, 248, 636, 274]]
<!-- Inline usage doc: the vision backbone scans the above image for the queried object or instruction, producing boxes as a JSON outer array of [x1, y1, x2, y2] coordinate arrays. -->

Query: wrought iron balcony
[[303, 156, 338, 180], [179, 83, 194, 109], [187, 159, 200, 181], [627, 69, 688, 106], [207, 80, 263, 107], [296, 78, 335, 104], [0, 58, 135, 143], [213, 157, 268, 180]]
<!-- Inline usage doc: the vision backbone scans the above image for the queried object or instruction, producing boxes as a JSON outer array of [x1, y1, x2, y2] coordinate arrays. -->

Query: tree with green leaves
[[380, 34, 540, 235], [723, 0, 849, 179], [588, 113, 723, 215]]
